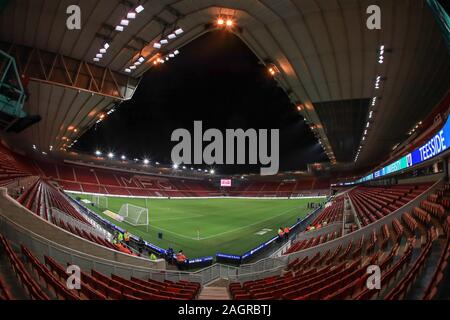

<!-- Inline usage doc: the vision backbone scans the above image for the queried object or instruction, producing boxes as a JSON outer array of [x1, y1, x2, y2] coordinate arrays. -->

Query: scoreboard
[[220, 179, 232, 187]]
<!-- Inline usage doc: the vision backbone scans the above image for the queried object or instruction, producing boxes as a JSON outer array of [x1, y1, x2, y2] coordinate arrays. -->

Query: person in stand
[[176, 250, 188, 270]]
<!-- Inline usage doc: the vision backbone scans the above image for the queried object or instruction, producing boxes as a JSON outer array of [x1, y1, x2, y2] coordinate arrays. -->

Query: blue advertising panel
[[346, 117, 450, 185]]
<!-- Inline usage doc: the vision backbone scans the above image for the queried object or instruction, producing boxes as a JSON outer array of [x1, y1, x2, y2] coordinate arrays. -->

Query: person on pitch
[[124, 230, 130, 245], [284, 226, 290, 239]]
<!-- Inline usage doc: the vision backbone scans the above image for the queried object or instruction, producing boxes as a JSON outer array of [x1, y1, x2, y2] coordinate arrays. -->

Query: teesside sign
[[352, 117, 450, 185]]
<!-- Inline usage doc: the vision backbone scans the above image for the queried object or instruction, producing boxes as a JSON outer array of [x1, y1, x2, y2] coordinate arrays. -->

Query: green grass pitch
[[69, 193, 324, 258]]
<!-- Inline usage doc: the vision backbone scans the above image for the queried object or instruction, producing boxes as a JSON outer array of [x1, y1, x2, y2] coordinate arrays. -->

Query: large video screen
[[220, 179, 232, 187]]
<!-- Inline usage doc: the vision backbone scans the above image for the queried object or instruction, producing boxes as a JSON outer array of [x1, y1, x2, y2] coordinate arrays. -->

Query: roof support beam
[[0, 41, 140, 101]]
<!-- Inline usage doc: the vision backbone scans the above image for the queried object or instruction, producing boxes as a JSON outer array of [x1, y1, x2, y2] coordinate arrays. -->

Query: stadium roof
[[1, 0, 449, 169]]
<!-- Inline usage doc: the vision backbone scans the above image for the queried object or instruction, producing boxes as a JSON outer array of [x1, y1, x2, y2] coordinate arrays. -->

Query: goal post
[[92, 195, 108, 210], [118, 203, 149, 227]]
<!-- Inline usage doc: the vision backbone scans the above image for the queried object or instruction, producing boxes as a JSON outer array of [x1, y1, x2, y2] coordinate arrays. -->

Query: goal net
[[118, 203, 149, 226], [92, 195, 108, 209]]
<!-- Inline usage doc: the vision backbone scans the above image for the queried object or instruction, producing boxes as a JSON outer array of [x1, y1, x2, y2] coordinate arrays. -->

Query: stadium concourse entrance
[[70, 192, 327, 268]]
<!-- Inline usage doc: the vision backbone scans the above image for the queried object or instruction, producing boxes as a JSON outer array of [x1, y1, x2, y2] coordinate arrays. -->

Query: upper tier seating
[[32, 160, 329, 197]]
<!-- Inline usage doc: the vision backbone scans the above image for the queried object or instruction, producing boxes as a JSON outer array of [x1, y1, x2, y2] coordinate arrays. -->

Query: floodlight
[[135, 5, 144, 13]]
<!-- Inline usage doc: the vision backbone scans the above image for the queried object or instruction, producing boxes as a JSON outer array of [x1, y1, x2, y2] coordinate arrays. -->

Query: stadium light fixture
[[143, 159, 150, 165], [135, 5, 144, 13], [155, 162, 160, 165], [107, 152, 114, 159], [173, 164, 179, 169], [210, 169, 215, 174], [93, 58, 100, 62], [95, 150, 102, 156], [127, 12, 136, 19], [32, 144, 37, 150], [174, 50, 180, 55], [100, 48, 106, 53], [168, 33, 176, 40], [104, 43, 110, 50], [153, 42, 162, 49], [121, 155, 126, 160], [138, 56, 145, 63], [226, 19, 234, 27], [160, 39, 169, 45], [267, 64, 279, 76], [130, 65, 136, 70], [174, 28, 184, 35], [115, 25, 124, 32], [125, 68, 131, 73], [120, 19, 129, 26], [217, 18, 225, 26], [96, 54, 103, 58]]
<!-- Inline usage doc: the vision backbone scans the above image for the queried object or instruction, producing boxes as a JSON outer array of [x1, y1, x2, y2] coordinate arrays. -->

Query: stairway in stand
[[198, 284, 231, 300]]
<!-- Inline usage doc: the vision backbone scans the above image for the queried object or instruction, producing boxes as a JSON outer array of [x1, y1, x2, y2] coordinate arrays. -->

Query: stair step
[[198, 286, 230, 300]]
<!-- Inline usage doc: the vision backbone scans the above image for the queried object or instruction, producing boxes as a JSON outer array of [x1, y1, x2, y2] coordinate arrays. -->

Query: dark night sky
[[74, 31, 327, 174]]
